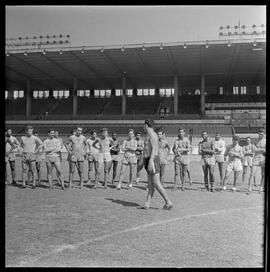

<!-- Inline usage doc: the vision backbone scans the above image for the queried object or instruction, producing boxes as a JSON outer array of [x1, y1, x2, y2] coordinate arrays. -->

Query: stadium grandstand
[[5, 37, 266, 149]]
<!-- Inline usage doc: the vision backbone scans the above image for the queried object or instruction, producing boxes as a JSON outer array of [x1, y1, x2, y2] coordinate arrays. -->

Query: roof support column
[[73, 78, 78, 117], [122, 76, 126, 115], [174, 75, 178, 116], [26, 79, 31, 117], [200, 74, 205, 117]]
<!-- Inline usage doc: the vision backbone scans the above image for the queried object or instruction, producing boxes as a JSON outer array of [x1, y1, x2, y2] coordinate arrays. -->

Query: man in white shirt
[[213, 132, 226, 186], [19, 126, 43, 189], [44, 129, 64, 189], [242, 137, 254, 185]]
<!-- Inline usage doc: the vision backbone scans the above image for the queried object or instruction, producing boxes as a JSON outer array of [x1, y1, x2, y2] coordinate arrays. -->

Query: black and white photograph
[[5, 5, 266, 267]]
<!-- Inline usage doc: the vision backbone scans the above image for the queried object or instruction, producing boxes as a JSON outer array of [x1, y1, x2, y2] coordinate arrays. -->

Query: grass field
[[5, 156, 264, 267]]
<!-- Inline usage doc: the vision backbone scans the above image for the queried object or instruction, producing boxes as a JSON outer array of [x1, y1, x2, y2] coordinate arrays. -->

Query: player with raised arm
[[213, 132, 226, 186], [92, 128, 114, 189], [44, 129, 64, 190], [241, 137, 254, 185], [222, 135, 244, 192], [198, 131, 216, 192], [172, 128, 191, 191], [5, 128, 19, 185], [86, 130, 101, 186], [19, 126, 43, 189], [66, 127, 87, 189], [142, 119, 173, 210], [135, 131, 144, 184], [248, 129, 266, 194], [117, 129, 138, 190], [157, 129, 171, 185]]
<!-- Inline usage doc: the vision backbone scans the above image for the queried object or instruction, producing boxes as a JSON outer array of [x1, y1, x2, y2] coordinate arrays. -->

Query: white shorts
[[253, 155, 265, 166], [99, 152, 112, 162], [243, 156, 253, 167], [226, 159, 243, 172]]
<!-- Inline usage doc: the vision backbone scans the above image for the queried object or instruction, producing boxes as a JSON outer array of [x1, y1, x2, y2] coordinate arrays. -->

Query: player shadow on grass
[[105, 198, 141, 207]]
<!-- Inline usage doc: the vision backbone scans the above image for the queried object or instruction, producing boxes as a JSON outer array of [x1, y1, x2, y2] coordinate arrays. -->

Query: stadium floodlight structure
[[5, 34, 71, 55], [219, 23, 266, 40]]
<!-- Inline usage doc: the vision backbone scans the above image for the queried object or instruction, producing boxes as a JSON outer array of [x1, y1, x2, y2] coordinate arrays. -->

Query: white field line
[[16, 205, 263, 266]]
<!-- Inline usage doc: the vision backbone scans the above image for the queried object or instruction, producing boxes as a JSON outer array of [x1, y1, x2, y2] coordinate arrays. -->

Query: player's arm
[[172, 141, 178, 155], [149, 133, 158, 162], [198, 142, 202, 155], [137, 141, 144, 151], [126, 140, 137, 151], [180, 139, 190, 152], [92, 138, 101, 150], [34, 137, 43, 153], [65, 136, 73, 154], [165, 142, 171, 155]]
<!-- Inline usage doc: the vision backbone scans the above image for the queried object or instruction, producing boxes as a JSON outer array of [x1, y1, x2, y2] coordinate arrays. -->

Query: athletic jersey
[[68, 135, 87, 157], [213, 139, 226, 155], [122, 138, 137, 157], [110, 139, 120, 156], [242, 144, 254, 157], [86, 138, 100, 155], [252, 138, 266, 158], [135, 139, 144, 155], [225, 144, 243, 162], [43, 138, 61, 158], [173, 137, 190, 156], [98, 137, 114, 154], [158, 139, 170, 163], [198, 140, 215, 158], [55, 137, 63, 148], [20, 135, 43, 153], [5, 135, 19, 153]]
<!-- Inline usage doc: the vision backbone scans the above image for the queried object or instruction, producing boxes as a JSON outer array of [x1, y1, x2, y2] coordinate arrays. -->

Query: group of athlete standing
[[5, 119, 266, 209]]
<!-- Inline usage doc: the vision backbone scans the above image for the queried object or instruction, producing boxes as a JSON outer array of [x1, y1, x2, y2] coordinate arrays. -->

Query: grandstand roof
[[6, 38, 266, 90]]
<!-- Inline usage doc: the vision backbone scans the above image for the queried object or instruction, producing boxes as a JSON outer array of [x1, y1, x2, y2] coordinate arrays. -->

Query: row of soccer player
[[5, 126, 266, 194]]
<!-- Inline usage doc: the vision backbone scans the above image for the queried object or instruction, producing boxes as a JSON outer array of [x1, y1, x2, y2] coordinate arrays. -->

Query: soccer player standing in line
[[172, 128, 191, 191], [198, 131, 215, 192], [86, 130, 100, 186], [109, 132, 121, 185], [248, 129, 266, 194], [43, 129, 64, 190], [117, 129, 138, 189], [157, 130, 171, 185], [222, 135, 244, 192], [242, 137, 254, 185], [66, 127, 87, 189], [93, 128, 114, 189], [213, 132, 226, 186], [5, 128, 19, 185], [142, 119, 173, 210], [33, 131, 43, 185], [5, 131, 16, 185], [135, 132, 144, 184], [19, 126, 43, 189]]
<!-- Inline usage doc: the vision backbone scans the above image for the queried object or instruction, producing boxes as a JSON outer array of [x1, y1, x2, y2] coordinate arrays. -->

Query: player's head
[[246, 136, 251, 144], [232, 135, 240, 145], [54, 130, 59, 138], [215, 132, 221, 141], [6, 128, 12, 136], [157, 129, 164, 140], [48, 129, 55, 138], [202, 131, 208, 140], [91, 130, 97, 139], [135, 131, 141, 140], [144, 119, 155, 132], [26, 125, 34, 136], [76, 127, 82, 136], [258, 128, 265, 140], [128, 129, 134, 139], [178, 128, 185, 138], [112, 132, 117, 140], [101, 128, 108, 138]]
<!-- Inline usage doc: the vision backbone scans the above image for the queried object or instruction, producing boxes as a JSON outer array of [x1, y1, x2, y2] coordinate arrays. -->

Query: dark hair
[[112, 132, 117, 135], [179, 128, 185, 132], [48, 129, 54, 133], [70, 130, 74, 134], [202, 131, 207, 135], [91, 130, 97, 135], [144, 119, 155, 128], [259, 128, 265, 134], [246, 136, 251, 140], [135, 131, 141, 136], [233, 135, 240, 141], [26, 125, 33, 131], [128, 129, 134, 133], [101, 128, 108, 132]]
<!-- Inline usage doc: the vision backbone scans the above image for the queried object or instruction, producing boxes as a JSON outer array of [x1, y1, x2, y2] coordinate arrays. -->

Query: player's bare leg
[[78, 161, 84, 189], [69, 162, 75, 189], [93, 161, 100, 189], [143, 175, 155, 209], [30, 161, 37, 189], [36, 161, 41, 185], [218, 162, 225, 186], [232, 170, 241, 192], [10, 161, 16, 184], [103, 161, 112, 189], [222, 170, 232, 191], [248, 165, 259, 194], [88, 160, 93, 184], [173, 163, 180, 190], [46, 162, 53, 189], [54, 161, 64, 189], [209, 165, 215, 192], [259, 165, 265, 193], [117, 164, 128, 190], [152, 173, 173, 209]]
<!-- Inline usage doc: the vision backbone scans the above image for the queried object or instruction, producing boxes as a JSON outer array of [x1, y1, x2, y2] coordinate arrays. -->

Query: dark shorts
[[144, 156, 160, 175]]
